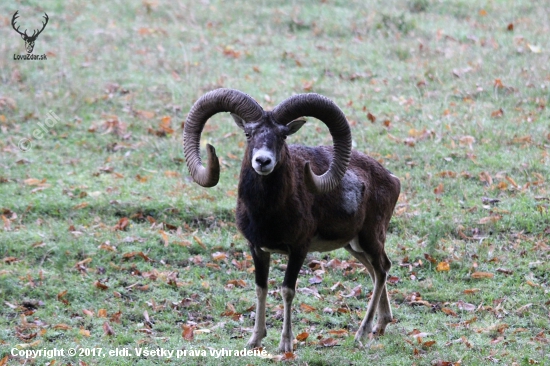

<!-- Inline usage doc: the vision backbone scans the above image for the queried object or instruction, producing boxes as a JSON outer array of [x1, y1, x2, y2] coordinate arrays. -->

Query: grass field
[[1, 0, 549, 365]]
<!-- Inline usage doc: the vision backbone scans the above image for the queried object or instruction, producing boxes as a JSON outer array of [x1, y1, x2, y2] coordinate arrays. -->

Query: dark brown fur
[[237, 141, 400, 351]]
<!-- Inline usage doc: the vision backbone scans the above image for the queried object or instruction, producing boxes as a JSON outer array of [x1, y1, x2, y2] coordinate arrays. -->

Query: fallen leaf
[[113, 217, 129, 231], [436, 262, 450, 271], [423, 340, 436, 348], [527, 44, 542, 53], [94, 281, 109, 290], [53, 324, 71, 331], [296, 332, 309, 341], [24, 178, 46, 186], [441, 307, 458, 316], [478, 216, 501, 225], [319, 337, 338, 347], [182, 324, 194, 341], [456, 300, 476, 311], [226, 279, 247, 288], [327, 329, 349, 337], [471, 272, 494, 279], [194, 235, 206, 249], [491, 108, 504, 118], [212, 252, 227, 261], [136, 110, 155, 119], [83, 309, 94, 317], [308, 275, 323, 284], [459, 135, 475, 149], [463, 288, 480, 295], [343, 285, 362, 298], [79, 327, 91, 337], [273, 352, 296, 361], [367, 112, 376, 123], [434, 183, 444, 195], [300, 303, 316, 313], [102, 321, 115, 336]]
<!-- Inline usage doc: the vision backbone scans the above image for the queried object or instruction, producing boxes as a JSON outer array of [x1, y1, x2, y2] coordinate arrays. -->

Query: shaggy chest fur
[[235, 146, 367, 254]]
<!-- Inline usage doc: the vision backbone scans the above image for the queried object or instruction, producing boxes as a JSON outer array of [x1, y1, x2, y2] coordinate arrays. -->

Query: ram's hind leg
[[345, 234, 392, 344], [247, 246, 271, 349]]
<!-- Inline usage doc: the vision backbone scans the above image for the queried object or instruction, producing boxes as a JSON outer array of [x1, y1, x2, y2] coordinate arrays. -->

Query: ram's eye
[[245, 133, 251, 139], [283, 135, 287, 140]]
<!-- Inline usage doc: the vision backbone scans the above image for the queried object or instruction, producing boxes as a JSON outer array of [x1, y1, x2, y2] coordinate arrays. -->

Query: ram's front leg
[[279, 249, 307, 353], [247, 246, 271, 349]]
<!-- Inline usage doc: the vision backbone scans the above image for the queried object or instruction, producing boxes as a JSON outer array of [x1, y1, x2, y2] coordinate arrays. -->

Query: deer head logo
[[11, 11, 49, 54]]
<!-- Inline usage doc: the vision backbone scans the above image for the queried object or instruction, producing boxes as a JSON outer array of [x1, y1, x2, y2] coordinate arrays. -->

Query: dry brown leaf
[[74, 258, 92, 267], [53, 324, 71, 331], [327, 329, 349, 337], [308, 275, 323, 284], [479, 171, 493, 185], [103, 321, 115, 336], [471, 272, 494, 279], [300, 303, 316, 313], [83, 309, 94, 317], [73, 202, 89, 210], [56, 290, 68, 300], [194, 235, 206, 249], [94, 281, 109, 290], [438, 171, 457, 178], [434, 183, 444, 195], [441, 307, 458, 316], [79, 327, 91, 337], [24, 178, 46, 186], [274, 352, 296, 361], [367, 112, 376, 123], [98, 309, 107, 318], [436, 262, 450, 271], [505, 176, 519, 188], [478, 215, 501, 224], [343, 285, 362, 298], [182, 324, 194, 341], [491, 108, 504, 118], [423, 340, 436, 348], [226, 279, 247, 288], [212, 252, 227, 261], [164, 170, 179, 178], [296, 332, 309, 341], [136, 110, 155, 119], [113, 217, 129, 231], [456, 300, 476, 311], [459, 135, 475, 149], [159, 230, 169, 246], [319, 337, 338, 347]]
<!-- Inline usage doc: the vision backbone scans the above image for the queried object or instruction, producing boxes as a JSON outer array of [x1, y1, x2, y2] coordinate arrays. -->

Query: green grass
[[1, 0, 549, 365]]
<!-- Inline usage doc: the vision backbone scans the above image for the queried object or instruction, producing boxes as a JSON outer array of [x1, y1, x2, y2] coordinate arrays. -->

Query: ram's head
[[183, 88, 352, 194]]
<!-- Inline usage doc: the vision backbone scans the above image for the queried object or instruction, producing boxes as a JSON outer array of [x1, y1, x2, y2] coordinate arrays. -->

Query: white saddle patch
[[340, 170, 363, 215]]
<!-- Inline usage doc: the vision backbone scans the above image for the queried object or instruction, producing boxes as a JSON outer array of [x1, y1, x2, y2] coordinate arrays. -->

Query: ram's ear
[[231, 113, 247, 130], [286, 118, 306, 135]]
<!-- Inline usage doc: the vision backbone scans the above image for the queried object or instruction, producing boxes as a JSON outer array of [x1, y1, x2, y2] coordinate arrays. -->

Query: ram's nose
[[255, 156, 272, 167], [252, 148, 276, 175]]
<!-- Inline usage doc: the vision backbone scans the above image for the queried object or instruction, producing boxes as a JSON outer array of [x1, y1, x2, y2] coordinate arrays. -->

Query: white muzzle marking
[[252, 147, 276, 175]]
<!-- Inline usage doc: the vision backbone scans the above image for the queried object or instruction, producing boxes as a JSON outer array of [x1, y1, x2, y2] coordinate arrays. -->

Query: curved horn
[[184, 88, 264, 187], [272, 94, 352, 194]]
